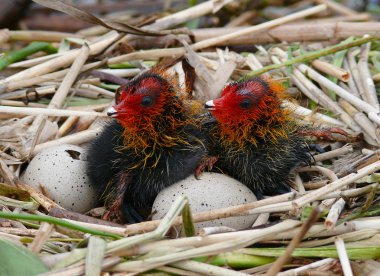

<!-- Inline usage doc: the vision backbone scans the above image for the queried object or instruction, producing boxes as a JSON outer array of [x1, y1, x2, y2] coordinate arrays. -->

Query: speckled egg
[[152, 173, 258, 232], [21, 144, 96, 213]]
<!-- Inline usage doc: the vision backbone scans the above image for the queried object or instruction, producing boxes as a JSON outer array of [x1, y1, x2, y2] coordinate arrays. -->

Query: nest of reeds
[[1, 0, 380, 275]]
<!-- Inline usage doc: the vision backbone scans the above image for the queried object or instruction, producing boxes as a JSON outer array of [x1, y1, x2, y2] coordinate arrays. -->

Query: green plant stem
[[241, 246, 380, 260], [242, 36, 376, 79], [0, 211, 121, 239], [195, 252, 275, 269], [0, 41, 57, 71]]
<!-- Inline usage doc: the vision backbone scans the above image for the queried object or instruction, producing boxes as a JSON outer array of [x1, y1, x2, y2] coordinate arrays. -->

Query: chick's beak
[[205, 100, 215, 111], [107, 106, 118, 117]]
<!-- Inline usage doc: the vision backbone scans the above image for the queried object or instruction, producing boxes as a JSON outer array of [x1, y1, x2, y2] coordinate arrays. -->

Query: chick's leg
[[194, 156, 218, 179]]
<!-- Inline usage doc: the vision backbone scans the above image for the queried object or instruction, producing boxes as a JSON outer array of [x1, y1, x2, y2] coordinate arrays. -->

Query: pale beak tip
[[205, 100, 215, 110], [107, 106, 118, 117]]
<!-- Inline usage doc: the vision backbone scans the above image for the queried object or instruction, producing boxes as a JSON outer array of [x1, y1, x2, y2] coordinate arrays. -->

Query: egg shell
[[21, 144, 97, 213], [152, 172, 258, 232]]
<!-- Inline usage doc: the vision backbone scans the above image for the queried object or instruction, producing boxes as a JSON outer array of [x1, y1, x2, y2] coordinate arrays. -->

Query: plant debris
[[0, 0, 380, 275]]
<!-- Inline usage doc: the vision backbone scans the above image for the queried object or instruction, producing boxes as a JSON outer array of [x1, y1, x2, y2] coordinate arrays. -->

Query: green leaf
[[0, 239, 48, 275]]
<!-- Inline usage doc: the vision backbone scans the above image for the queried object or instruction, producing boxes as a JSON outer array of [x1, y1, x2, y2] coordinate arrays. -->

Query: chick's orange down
[[205, 76, 312, 199], [87, 69, 206, 223]]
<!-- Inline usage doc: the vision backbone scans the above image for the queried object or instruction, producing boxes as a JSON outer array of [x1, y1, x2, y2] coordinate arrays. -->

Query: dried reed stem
[[0, 31, 119, 91], [85, 236, 107, 276], [110, 220, 300, 273], [32, 128, 102, 156], [358, 38, 379, 111], [313, 144, 354, 162], [311, 59, 349, 82], [293, 161, 380, 208], [109, 5, 327, 64], [277, 258, 335, 276], [123, 192, 296, 235], [266, 208, 319, 276], [315, 0, 358, 15], [28, 222, 54, 253], [170, 260, 248, 276], [282, 101, 346, 127], [335, 237, 353, 276], [325, 198, 346, 229], [9, 30, 82, 42], [0, 106, 106, 118], [339, 98, 380, 145], [297, 63, 380, 126]]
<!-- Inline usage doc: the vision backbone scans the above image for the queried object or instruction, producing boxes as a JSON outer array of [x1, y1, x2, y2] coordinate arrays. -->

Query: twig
[[315, 0, 358, 15], [297, 63, 380, 126], [199, 226, 236, 237], [0, 211, 121, 239], [343, 58, 360, 97], [42, 256, 121, 276], [0, 31, 119, 91], [170, 260, 248, 276], [49, 44, 90, 109], [296, 166, 338, 181], [293, 161, 380, 208], [335, 237, 354, 276], [85, 236, 107, 276], [266, 208, 320, 276], [0, 227, 67, 238], [16, 182, 61, 212], [0, 106, 107, 117], [339, 98, 380, 145], [282, 101, 346, 127], [347, 48, 365, 98], [277, 258, 335, 276], [294, 173, 306, 193], [32, 128, 102, 156], [122, 192, 296, 235], [28, 222, 55, 253], [358, 37, 379, 111], [271, 49, 359, 131], [311, 59, 349, 82], [252, 213, 270, 228], [325, 198, 346, 229], [245, 36, 376, 78], [9, 30, 83, 42], [109, 5, 327, 64], [3, 61, 101, 92], [313, 144, 354, 162], [110, 220, 301, 273], [53, 196, 190, 270]]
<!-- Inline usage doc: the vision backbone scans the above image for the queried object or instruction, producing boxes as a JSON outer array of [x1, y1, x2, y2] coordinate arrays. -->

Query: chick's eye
[[240, 98, 253, 109], [141, 95, 154, 107]]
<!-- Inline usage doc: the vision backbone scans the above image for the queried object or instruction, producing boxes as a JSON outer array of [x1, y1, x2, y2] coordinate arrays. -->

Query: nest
[[0, 0, 380, 275]]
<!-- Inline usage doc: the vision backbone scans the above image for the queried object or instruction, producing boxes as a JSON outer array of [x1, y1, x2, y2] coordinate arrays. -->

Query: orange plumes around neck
[[112, 69, 193, 158], [211, 76, 292, 148]]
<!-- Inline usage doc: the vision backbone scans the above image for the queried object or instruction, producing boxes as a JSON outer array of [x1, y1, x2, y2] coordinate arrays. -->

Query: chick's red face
[[210, 78, 273, 125], [109, 74, 169, 129]]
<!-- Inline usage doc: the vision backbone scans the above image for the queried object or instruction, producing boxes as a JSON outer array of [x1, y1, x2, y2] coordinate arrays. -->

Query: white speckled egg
[[152, 173, 257, 232], [21, 144, 96, 213]]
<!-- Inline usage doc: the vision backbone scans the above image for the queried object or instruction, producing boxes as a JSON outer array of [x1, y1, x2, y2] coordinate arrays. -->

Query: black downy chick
[[205, 76, 312, 199], [86, 69, 206, 223]]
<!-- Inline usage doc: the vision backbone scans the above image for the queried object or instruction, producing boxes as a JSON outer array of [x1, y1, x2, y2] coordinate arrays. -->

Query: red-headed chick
[[86, 68, 207, 223], [205, 76, 311, 199]]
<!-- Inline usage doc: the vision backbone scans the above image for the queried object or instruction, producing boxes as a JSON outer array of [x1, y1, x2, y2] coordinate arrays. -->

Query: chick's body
[[87, 70, 206, 223], [206, 77, 311, 199]]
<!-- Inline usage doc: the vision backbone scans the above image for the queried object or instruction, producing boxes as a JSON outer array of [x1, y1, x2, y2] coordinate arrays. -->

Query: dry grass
[[1, 0, 380, 275]]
